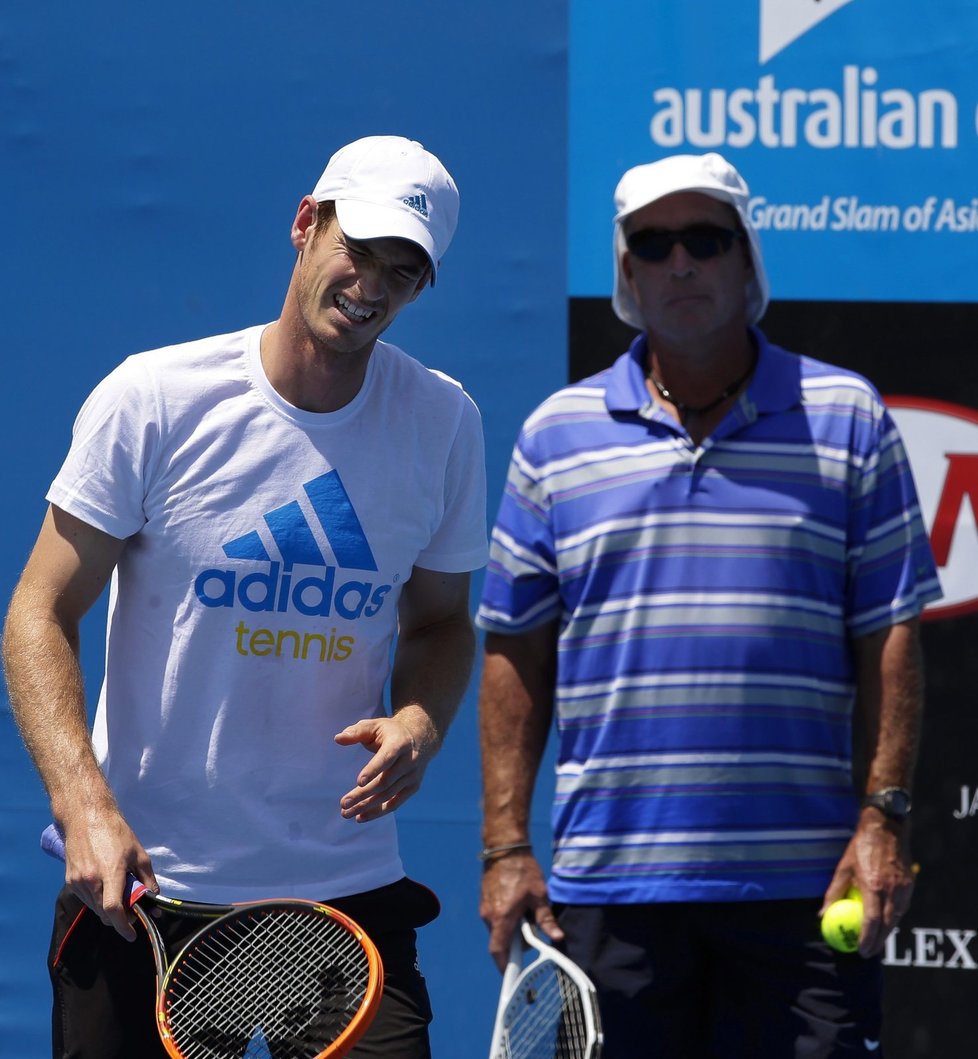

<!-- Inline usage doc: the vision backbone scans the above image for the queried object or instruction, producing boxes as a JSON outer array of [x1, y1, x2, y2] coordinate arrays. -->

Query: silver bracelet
[[478, 841, 533, 862]]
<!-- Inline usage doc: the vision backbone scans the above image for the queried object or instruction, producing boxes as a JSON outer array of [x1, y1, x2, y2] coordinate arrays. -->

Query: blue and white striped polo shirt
[[477, 329, 941, 905]]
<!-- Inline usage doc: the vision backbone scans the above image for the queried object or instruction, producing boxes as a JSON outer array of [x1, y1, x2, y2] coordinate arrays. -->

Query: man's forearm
[[478, 626, 562, 963], [479, 626, 557, 847], [390, 610, 476, 753], [855, 619, 924, 795], [2, 581, 115, 823]]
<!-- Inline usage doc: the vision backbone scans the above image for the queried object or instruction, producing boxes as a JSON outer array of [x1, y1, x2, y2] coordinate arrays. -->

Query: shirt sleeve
[[46, 356, 160, 540], [414, 391, 489, 573], [845, 404, 943, 636], [476, 429, 562, 634]]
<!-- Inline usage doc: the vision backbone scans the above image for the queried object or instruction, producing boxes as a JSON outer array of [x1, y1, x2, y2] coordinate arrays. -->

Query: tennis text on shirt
[[193, 468, 394, 663]]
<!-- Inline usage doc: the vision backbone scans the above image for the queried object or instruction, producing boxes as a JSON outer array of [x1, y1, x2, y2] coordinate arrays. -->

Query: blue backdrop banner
[[570, 0, 978, 303]]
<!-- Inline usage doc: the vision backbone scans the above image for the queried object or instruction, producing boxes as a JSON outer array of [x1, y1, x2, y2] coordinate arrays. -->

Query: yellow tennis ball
[[821, 897, 863, 953]]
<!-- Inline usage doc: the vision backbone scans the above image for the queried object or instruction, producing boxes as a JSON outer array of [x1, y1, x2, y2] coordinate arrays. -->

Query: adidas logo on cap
[[403, 193, 428, 218]]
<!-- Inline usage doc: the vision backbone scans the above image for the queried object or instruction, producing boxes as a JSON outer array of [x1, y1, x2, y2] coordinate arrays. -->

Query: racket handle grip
[[40, 823, 66, 861], [40, 823, 147, 906]]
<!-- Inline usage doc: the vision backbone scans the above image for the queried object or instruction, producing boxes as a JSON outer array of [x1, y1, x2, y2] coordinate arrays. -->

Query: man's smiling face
[[293, 213, 430, 358]]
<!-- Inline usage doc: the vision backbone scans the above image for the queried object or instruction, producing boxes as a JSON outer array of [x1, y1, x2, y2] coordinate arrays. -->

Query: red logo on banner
[[887, 397, 978, 622]]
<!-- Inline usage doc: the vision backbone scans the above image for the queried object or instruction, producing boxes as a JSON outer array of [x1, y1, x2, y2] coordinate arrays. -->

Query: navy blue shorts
[[49, 877, 439, 1059], [554, 898, 884, 1059]]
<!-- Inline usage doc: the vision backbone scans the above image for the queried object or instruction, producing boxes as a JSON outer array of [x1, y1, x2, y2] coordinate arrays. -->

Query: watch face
[[887, 789, 912, 816], [868, 788, 912, 818]]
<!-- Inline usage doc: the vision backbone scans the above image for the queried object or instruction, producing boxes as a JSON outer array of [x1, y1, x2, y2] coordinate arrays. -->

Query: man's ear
[[291, 195, 320, 252]]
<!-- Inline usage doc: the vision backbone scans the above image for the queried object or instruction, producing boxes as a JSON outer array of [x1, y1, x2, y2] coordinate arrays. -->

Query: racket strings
[[162, 904, 371, 1059], [500, 962, 591, 1059]]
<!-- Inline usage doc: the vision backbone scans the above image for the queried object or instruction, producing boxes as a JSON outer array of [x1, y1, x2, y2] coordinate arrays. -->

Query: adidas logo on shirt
[[193, 469, 393, 620], [403, 193, 428, 217], [222, 469, 377, 573]]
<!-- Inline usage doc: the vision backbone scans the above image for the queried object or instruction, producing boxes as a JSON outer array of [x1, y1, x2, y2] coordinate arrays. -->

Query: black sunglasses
[[625, 224, 743, 263]]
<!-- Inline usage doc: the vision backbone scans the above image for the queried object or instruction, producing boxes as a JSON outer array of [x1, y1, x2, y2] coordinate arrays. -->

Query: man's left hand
[[335, 706, 439, 822], [822, 811, 914, 958]]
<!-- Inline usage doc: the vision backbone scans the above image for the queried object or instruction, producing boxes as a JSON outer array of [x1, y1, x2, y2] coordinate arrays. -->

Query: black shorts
[[49, 877, 439, 1059], [554, 898, 884, 1059]]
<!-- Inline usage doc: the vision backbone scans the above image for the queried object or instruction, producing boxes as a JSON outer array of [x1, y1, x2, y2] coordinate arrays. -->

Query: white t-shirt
[[48, 324, 488, 902]]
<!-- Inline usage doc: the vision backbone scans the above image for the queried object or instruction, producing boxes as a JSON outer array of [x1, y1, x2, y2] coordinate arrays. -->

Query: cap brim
[[335, 200, 438, 283], [614, 180, 739, 226]]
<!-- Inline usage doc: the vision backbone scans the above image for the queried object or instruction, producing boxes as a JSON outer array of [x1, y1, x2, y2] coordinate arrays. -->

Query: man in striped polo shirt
[[476, 153, 940, 1057]]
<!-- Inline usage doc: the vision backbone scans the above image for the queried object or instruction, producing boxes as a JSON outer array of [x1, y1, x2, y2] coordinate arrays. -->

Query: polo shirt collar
[[604, 327, 802, 417]]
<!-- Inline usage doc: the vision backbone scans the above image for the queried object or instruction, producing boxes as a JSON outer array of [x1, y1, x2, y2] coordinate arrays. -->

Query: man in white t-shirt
[[2, 135, 487, 1058]]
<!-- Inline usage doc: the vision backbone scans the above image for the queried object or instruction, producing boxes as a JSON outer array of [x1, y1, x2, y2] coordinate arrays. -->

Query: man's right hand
[[480, 851, 564, 971], [59, 812, 158, 941]]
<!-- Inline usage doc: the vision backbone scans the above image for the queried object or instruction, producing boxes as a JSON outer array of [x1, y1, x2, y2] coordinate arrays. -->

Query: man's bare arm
[[478, 622, 559, 969], [2, 505, 154, 939], [823, 618, 924, 957], [335, 567, 476, 821]]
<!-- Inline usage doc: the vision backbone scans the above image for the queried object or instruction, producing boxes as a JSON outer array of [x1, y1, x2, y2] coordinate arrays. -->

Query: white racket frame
[[488, 919, 603, 1058]]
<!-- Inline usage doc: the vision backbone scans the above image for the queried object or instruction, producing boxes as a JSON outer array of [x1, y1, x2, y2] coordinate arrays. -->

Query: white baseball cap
[[312, 136, 460, 285], [611, 152, 770, 328]]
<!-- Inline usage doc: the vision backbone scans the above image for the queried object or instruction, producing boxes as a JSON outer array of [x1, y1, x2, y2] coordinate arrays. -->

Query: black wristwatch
[[861, 787, 912, 821]]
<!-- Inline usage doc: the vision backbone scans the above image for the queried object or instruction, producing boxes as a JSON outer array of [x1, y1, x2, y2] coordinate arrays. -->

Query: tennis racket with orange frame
[[42, 824, 383, 1059]]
